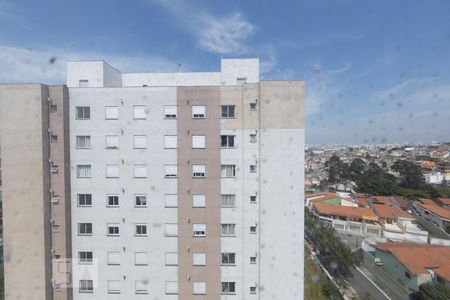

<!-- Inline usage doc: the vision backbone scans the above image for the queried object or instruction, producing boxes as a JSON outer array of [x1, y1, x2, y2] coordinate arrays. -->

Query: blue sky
[[1, 0, 449, 144]]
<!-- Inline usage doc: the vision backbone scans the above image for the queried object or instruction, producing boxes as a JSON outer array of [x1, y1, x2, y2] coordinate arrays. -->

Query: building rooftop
[[437, 197, 450, 206], [313, 202, 379, 222], [372, 203, 413, 220], [374, 242, 450, 280], [417, 203, 450, 220]]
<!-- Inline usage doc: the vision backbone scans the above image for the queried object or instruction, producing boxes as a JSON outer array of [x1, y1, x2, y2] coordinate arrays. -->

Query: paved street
[[411, 211, 450, 239], [347, 266, 391, 300]]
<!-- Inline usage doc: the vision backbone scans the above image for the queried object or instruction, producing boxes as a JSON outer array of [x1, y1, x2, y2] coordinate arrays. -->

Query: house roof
[[418, 203, 450, 220], [355, 196, 370, 207], [374, 242, 450, 280], [391, 196, 409, 209], [372, 203, 413, 220], [435, 264, 450, 282], [437, 198, 450, 205], [373, 196, 392, 205], [313, 202, 378, 222]]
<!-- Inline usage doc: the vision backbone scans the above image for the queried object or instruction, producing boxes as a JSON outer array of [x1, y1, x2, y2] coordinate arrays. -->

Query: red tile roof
[[373, 196, 392, 205], [417, 203, 450, 220], [437, 198, 450, 205], [372, 204, 413, 220], [374, 242, 450, 280], [355, 196, 370, 207], [435, 264, 450, 282], [391, 196, 409, 209], [313, 202, 379, 222]]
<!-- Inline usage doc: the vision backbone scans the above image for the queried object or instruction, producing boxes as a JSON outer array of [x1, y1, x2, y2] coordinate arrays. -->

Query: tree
[[391, 160, 427, 190], [325, 155, 350, 189], [349, 158, 366, 181]]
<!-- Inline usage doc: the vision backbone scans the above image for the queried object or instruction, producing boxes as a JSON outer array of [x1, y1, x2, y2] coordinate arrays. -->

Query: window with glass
[[135, 194, 147, 207], [221, 135, 235, 148], [221, 105, 235, 118], [107, 195, 119, 207], [221, 253, 236, 265], [221, 164, 236, 177], [76, 136, 91, 149], [221, 224, 236, 236], [77, 194, 92, 206], [76, 106, 90, 120], [221, 194, 236, 207]]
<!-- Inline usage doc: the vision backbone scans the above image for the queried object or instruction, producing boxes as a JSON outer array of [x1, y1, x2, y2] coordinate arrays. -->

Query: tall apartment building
[[0, 58, 304, 299]]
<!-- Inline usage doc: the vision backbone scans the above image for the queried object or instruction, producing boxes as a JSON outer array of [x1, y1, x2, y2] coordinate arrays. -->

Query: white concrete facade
[[68, 59, 304, 299]]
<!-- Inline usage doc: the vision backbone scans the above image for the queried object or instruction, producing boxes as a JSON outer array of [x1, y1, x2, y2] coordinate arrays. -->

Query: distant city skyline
[[0, 0, 449, 144]]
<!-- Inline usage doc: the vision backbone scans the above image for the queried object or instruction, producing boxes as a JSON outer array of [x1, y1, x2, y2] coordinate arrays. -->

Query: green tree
[[349, 158, 366, 181], [391, 160, 427, 190], [325, 155, 350, 189]]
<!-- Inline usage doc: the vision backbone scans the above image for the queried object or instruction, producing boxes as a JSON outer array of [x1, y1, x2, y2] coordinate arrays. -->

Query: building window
[[221, 282, 236, 294], [221, 165, 236, 177], [77, 194, 92, 206], [221, 194, 236, 207], [193, 224, 206, 237], [105, 135, 119, 149], [133, 135, 147, 149], [250, 286, 257, 294], [135, 224, 147, 236], [135, 280, 148, 294], [133, 105, 147, 119], [76, 136, 91, 149], [107, 280, 120, 294], [79, 280, 93, 293], [165, 194, 177, 207], [51, 134, 58, 143], [165, 281, 178, 295], [76, 165, 91, 178], [135, 194, 147, 207], [221, 224, 236, 236], [193, 253, 206, 266], [135, 252, 148, 266], [76, 106, 90, 120], [250, 256, 257, 264], [78, 251, 93, 264], [250, 195, 257, 203], [221, 105, 235, 118], [165, 252, 178, 266], [106, 164, 119, 178], [221, 135, 235, 148], [192, 164, 206, 178], [78, 80, 89, 88], [405, 271, 411, 279], [164, 165, 177, 178], [237, 77, 247, 85], [107, 251, 120, 265], [250, 133, 257, 143], [249, 102, 257, 110], [78, 223, 92, 236], [105, 106, 118, 120], [193, 282, 206, 295], [165, 223, 178, 237], [164, 105, 177, 119], [250, 225, 257, 234], [50, 104, 57, 112], [134, 164, 147, 178], [250, 164, 257, 173], [164, 135, 177, 148], [107, 224, 120, 236], [192, 135, 206, 149], [193, 194, 206, 208], [107, 195, 119, 207], [192, 105, 205, 118], [221, 253, 236, 265]]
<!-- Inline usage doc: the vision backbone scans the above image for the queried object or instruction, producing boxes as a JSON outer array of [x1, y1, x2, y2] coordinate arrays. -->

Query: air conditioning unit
[[51, 196, 60, 204]]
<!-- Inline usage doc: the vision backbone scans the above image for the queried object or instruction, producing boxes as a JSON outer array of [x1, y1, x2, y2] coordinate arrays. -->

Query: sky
[[0, 0, 449, 145]]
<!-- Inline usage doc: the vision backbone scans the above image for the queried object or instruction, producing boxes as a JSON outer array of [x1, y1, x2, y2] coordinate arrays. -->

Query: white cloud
[[147, 0, 255, 54], [0, 45, 181, 84]]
